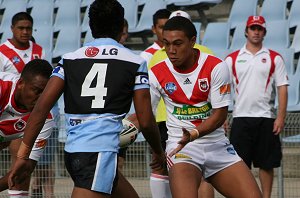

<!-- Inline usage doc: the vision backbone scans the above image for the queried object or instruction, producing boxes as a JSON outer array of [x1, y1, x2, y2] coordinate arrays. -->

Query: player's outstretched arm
[[8, 76, 64, 188], [133, 88, 165, 170]]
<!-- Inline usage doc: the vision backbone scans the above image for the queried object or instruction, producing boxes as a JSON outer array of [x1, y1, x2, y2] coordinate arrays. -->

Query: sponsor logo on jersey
[[183, 78, 192, 85], [85, 47, 99, 57], [172, 103, 212, 120], [237, 59, 247, 63], [70, 118, 82, 126], [135, 74, 149, 85], [53, 66, 64, 76], [14, 119, 26, 131], [24, 53, 28, 58], [174, 153, 192, 159], [226, 146, 236, 155], [11, 56, 21, 64], [35, 138, 47, 148], [102, 48, 118, 55], [198, 78, 209, 92], [219, 84, 231, 95], [165, 82, 177, 94], [33, 54, 40, 59], [261, 58, 267, 63]]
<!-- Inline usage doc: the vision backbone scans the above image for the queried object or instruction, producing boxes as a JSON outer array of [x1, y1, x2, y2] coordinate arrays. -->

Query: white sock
[[8, 190, 29, 198], [150, 173, 172, 198]]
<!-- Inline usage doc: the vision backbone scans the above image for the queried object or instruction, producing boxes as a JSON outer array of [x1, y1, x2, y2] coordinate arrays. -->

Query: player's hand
[[8, 158, 34, 188], [150, 152, 167, 174], [273, 117, 285, 135], [168, 128, 191, 157]]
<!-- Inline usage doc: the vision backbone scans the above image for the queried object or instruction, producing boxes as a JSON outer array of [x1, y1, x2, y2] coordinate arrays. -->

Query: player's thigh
[[65, 151, 118, 195], [111, 171, 139, 198], [209, 161, 262, 198], [169, 163, 202, 198], [71, 187, 110, 198]]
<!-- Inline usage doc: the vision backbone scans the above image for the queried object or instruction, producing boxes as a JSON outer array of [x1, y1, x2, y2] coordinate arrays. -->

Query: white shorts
[[29, 119, 55, 161], [165, 137, 241, 178]]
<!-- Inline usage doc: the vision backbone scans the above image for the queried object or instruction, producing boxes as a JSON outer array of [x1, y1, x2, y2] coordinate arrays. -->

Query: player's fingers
[[168, 144, 183, 157], [8, 174, 15, 188]]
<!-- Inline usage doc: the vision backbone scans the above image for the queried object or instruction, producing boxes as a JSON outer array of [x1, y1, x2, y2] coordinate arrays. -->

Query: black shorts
[[229, 117, 282, 169], [158, 121, 168, 151], [118, 146, 129, 158], [64, 151, 118, 194]]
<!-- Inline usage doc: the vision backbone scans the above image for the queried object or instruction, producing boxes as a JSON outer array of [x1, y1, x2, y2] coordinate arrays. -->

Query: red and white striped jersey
[[0, 40, 45, 74], [225, 45, 289, 118], [140, 42, 162, 65], [149, 51, 231, 143], [0, 72, 54, 160]]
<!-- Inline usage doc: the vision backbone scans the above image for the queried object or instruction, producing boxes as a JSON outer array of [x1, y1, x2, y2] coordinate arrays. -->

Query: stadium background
[[0, 0, 299, 197]]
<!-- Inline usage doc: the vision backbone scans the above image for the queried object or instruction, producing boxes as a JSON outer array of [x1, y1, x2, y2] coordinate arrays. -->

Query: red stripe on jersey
[[152, 55, 222, 106], [0, 44, 25, 73], [166, 155, 174, 169], [145, 47, 158, 55], [0, 80, 13, 116], [227, 50, 240, 94], [31, 43, 43, 59], [266, 50, 279, 92]]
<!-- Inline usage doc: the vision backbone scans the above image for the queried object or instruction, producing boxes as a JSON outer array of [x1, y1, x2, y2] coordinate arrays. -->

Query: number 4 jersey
[[52, 38, 149, 153]]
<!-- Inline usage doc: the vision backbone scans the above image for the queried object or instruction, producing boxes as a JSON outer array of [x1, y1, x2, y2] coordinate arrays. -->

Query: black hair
[[89, 0, 124, 40], [11, 12, 33, 26], [244, 26, 267, 38], [21, 59, 53, 82], [163, 16, 196, 39], [153, 9, 171, 26]]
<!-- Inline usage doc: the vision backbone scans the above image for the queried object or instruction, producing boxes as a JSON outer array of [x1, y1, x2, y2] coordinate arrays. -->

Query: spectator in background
[[8, 1, 166, 197], [140, 9, 171, 65], [0, 59, 54, 198], [150, 16, 262, 198], [225, 15, 288, 198]]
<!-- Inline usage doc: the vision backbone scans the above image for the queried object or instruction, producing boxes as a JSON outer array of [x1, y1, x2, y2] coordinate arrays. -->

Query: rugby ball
[[119, 118, 139, 148]]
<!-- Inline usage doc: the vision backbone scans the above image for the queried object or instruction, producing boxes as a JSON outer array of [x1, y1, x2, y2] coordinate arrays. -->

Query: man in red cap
[[225, 15, 288, 198]]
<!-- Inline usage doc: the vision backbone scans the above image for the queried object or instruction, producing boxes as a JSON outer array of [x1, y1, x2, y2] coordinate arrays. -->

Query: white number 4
[[81, 63, 107, 108]]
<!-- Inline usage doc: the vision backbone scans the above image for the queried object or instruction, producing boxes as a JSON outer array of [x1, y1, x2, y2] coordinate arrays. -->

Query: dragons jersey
[[148, 43, 214, 123], [140, 42, 162, 65], [52, 38, 149, 153], [0, 72, 54, 161], [225, 45, 289, 118], [149, 50, 231, 143], [0, 40, 45, 74]]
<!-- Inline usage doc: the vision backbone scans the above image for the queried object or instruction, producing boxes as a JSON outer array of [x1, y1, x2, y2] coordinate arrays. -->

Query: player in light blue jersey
[[8, 1, 166, 197]]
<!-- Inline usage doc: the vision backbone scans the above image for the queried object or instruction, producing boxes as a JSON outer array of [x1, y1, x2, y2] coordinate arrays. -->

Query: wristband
[[189, 128, 199, 141], [17, 141, 31, 159]]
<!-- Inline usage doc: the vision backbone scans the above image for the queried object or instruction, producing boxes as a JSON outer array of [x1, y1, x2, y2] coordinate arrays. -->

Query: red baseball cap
[[246, 16, 266, 28]]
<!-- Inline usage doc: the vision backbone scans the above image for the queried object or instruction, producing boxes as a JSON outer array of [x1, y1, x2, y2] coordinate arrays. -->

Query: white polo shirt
[[140, 42, 162, 65], [225, 45, 289, 118]]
